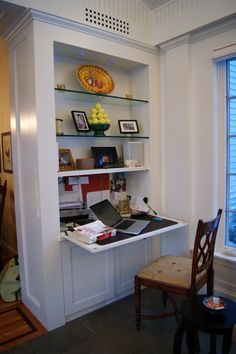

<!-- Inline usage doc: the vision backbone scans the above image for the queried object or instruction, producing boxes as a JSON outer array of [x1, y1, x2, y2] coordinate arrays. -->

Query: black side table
[[174, 295, 236, 354]]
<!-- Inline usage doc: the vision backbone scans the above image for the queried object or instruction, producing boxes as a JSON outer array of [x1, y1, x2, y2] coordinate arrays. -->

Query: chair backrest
[[190, 209, 222, 292], [0, 180, 7, 239]]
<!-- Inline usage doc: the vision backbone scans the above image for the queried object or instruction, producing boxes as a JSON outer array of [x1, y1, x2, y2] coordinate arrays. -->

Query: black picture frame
[[71, 111, 90, 132], [118, 120, 139, 134], [91, 147, 119, 168], [1, 132, 13, 173]]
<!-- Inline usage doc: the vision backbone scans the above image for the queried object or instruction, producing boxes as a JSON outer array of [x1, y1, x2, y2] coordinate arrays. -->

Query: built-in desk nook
[[59, 214, 187, 321]]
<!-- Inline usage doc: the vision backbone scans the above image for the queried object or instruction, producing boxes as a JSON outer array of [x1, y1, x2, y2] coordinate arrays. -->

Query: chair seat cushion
[[138, 255, 205, 289]]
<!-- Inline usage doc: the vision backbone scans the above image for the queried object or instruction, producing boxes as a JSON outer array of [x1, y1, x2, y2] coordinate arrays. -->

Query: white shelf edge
[[57, 166, 149, 177]]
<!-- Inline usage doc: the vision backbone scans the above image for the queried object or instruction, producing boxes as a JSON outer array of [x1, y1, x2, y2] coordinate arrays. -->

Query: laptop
[[89, 199, 150, 235]]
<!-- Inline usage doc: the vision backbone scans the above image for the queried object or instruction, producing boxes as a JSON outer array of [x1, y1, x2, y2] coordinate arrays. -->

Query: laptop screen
[[90, 199, 123, 227]]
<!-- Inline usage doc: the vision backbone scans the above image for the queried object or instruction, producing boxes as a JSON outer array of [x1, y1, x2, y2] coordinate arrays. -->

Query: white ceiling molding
[[158, 13, 236, 52], [1, 0, 152, 45], [1, 0, 236, 47], [190, 14, 236, 44], [5, 8, 158, 55], [159, 33, 190, 53], [0, 1, 26, 35]]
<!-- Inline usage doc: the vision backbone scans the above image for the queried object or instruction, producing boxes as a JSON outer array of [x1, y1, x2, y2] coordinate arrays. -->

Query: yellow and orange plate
[[76, 64, 114, 94]]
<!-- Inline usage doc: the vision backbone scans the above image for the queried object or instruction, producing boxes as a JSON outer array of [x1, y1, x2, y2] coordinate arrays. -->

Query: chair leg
[[186, 323, 196, 354], [166, 293, 180, 323], [222, 330, 232, 354], [134, 275, 141, 331], [209, 334, 217, 354], [194, 330, 201, 353], [207, 267, 214, 296], [162, 291, 168, 308], [174, 318, 187, 354]]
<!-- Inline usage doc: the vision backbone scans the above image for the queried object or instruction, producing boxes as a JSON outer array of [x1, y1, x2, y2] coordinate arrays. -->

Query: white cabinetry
[[54, 43, 157, 319], [61, 242, 115, 317], [9, 10, 160, 329], [114, 240, 150, 295], [61, 238, 152, 319]]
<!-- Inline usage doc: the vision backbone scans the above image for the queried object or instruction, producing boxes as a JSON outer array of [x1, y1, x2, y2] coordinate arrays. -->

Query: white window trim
[[212, 43, 236, 63], [214, 60, 227, 255], [214, 49, 236, 259]]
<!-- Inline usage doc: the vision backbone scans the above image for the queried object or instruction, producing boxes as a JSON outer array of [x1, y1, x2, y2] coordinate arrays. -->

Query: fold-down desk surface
[[60, 215, 187, 254]]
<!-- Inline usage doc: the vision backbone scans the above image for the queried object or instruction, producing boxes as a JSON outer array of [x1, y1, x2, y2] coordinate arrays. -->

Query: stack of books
[[65, 220, 116, 244]]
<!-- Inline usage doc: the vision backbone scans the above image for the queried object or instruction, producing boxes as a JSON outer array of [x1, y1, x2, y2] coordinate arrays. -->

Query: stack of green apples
[[88, 103, 111, 136]]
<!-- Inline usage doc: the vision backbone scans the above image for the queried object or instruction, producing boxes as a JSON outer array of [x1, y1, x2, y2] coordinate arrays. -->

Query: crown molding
[[190, 13, 236, 44], [2, 8, 29, 40], [158, 13, 236, 53], [159, 34, 190, 53], [5, 8, 158, 55]]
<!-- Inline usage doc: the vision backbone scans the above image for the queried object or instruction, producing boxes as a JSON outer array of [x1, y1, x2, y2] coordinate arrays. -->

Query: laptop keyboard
[[117, 219, 135, 230]]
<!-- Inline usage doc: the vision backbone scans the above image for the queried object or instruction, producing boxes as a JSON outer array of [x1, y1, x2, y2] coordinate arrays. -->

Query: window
[[225, 58, 236, 248]]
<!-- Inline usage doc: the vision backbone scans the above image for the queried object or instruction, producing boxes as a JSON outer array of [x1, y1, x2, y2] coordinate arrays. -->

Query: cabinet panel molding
[[61, 241, 115, 316], [114, 239, 149, 294]]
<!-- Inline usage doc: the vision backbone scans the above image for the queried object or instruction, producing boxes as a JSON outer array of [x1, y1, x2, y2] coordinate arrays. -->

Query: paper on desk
[[65, 220, 116, 244]]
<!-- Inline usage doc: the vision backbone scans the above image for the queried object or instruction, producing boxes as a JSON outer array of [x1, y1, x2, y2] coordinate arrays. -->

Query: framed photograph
[[118, 120, 139, 134], [91, 147, 119, 168], [71, 111, 90, 132], [58, 148, 75, 171], [1, 132, 13, 173]]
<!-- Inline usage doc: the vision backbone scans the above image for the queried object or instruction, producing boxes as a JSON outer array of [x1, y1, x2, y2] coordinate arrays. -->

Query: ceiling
[[0, 0, 173, 36], [0, 0, 26, 35], [54, 42, 143, 71], [140, 0, 173, 10]]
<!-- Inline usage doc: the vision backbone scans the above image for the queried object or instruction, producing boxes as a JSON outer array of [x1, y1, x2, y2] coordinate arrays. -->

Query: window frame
[[214, 60, 227, 254], [225, 58, 236, 251], [214, 56, 236, 256]]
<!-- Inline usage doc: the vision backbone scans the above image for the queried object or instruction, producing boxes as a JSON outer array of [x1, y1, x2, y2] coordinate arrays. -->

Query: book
[[65, 220, 116, 244]]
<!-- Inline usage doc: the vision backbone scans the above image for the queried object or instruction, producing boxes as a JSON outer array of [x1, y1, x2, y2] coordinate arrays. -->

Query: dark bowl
[[202, 296, 228, 314], [89, 123, 110, 136]]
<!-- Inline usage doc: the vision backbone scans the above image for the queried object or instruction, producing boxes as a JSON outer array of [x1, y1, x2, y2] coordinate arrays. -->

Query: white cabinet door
[[61, 241, 115, 316], [114, 239, 150, 295]]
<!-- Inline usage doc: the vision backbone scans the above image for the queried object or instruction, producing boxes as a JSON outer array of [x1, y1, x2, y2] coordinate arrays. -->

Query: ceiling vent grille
[[85, 8, 129, 35]]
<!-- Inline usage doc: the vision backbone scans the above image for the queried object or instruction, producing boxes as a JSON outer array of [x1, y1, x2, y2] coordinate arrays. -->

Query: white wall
[[160, 18, 236, 299], [151, 0, 236, 45]]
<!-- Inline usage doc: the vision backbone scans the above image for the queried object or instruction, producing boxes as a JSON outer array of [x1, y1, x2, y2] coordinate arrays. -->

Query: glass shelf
[[56, 134, 149, 139], [55, 88, 148, 106]]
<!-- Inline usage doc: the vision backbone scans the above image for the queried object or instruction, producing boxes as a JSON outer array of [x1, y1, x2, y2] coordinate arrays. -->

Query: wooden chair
[[134, 209, 222, 331]]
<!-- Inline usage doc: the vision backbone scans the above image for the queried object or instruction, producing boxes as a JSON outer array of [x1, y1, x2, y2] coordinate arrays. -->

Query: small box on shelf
[[76, 158, 95, 170]]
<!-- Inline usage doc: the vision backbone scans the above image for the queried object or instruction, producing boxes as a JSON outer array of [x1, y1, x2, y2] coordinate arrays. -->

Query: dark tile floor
[[2, 289, 236, 354]]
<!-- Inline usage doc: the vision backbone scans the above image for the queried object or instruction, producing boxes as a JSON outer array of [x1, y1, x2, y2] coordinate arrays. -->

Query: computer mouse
[[153, 217, 164, 222]]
